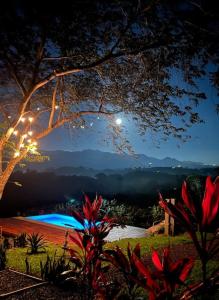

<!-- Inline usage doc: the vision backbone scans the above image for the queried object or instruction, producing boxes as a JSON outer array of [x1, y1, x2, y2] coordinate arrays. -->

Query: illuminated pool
[[27, 213, 86, 230]]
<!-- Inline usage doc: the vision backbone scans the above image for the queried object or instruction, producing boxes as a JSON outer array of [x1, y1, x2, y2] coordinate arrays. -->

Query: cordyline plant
[[104, 243, 143, 298], [63, 195, 118, 299], [105, 244, 193, 300], [159, 176, 219, 285]]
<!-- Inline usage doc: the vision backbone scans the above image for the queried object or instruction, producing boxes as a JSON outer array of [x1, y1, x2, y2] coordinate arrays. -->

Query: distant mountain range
[[27, 149, 213, 173]]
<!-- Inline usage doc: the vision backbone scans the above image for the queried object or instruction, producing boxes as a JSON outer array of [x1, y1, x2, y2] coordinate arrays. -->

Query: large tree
[[0, 0, 218, 199]]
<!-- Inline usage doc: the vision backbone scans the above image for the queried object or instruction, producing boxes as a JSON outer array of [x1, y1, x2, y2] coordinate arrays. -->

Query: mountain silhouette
[[28, 149, 208, 171]]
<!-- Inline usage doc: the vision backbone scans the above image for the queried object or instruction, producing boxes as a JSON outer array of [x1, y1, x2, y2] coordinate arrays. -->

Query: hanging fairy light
[[28, 117, 34, 123], [13, 130, 18, 136], [32, 141, 37, 146], [8, 115, 11, 119], [20, 117, 26, 123], [55, 105, 59, 110], [20, 143, 25, 148], [22, 134, 28, 139], [28, 131, 33, 136], [14, 151, 20, 158], [27, 139, 32, 143]]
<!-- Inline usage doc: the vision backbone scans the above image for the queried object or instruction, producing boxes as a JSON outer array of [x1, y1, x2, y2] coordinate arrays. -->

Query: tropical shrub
[[14, 232, 27, 248], [104, 243, 144, 299], [40, 251, 71, 284], [159, 176, 219, 285], [63, 195, 118, 299], [27, 233, 47, 254], [0, 244, 6, 270]]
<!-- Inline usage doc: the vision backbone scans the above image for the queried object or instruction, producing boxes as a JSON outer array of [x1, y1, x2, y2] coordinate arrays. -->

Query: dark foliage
[[14, 232, 27, 248], [27, 233, 47, 254], [40, 251, 71, 285], [0, 244, 6, 270]]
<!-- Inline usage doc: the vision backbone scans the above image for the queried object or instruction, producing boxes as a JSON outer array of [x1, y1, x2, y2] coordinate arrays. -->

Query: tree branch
[[48, 80, 59, 128], [4, 55, 26, 96]]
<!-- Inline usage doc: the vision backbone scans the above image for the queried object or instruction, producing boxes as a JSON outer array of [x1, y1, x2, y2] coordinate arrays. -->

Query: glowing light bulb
[[8, 115, 11, 119], [28, 131, 33, 136], [20, 117, 26, 123], [20, 143, 25, 148], [28, 117, 34, 122], [80, 125, 85, 129], [32, 141, 37, 146], [90, 122, 93, 127], [14, 151, 20, 158], [13, 130, 18, 136], [27, 139, 32, 143], [22, 134, 28, 139], [55, 105, 59, 110], [37, 107, 40, 111], [115, 118, 122, 125], [9, 127, 14, 135]]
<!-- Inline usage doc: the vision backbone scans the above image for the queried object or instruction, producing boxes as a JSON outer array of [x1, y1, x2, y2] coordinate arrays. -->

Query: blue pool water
[[27, 213, 86, 230]]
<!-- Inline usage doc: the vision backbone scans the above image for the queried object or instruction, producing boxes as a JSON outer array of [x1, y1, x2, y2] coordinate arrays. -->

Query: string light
[[13, 130, 18, 136], [28, 131, 33, 136], [55, 105, 59, 110], [27, 139, 32, 143], [80, 125, 85, 129], [28, 117, 34, 122], [8, 115, 11, 119], [37, 107, 40, 111], [32, 141, 37, 146], [14, 151, 20, 158], [20, 117, 26, 123], [9, 127, 14, 135], [22, 134, 28, 139], [20, 143, 25, 148], [90, 122, 93, 127]]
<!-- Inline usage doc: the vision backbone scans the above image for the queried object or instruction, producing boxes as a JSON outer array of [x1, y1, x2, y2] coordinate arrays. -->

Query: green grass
[[105, 233, 192, 254], [7, 244, 65, 275], [6, 233, 191, 276]]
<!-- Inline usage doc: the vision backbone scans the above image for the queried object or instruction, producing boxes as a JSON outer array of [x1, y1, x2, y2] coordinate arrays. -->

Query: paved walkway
[[0, 217, 147, 244]]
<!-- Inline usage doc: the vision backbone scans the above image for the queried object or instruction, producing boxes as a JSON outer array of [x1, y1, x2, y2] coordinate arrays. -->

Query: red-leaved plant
[[104, 243, 144, 298], [105, 244, 193, 300], [159, 176, 219, 284], [64, 195, 117, 299]]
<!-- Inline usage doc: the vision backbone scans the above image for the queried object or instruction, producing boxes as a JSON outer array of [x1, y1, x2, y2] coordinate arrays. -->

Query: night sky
[[41, 75, 219, 165]]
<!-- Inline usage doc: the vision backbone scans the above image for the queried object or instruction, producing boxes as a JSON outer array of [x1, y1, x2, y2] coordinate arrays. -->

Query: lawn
[[7, 233, 219, 280], [5, 233, 219, 299]]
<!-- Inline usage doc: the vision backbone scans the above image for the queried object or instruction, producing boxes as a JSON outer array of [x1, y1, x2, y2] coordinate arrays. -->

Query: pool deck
[[0, 217, 148, 244]]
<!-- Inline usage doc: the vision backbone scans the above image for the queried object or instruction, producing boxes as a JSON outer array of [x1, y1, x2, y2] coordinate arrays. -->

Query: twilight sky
[[40, 76, 219, 165]]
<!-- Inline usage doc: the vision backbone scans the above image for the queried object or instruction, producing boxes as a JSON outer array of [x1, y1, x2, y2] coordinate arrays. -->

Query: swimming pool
[[27, 213, 86, 230]]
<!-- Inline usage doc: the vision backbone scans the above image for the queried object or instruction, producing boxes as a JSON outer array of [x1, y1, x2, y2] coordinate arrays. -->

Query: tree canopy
[[0, 0, 218, 197]]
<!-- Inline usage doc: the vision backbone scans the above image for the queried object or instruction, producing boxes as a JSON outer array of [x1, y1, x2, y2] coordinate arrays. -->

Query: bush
[[40, 251, 71, 284], [14, 232, 27, 248], [27, 233, 47, 254], [0, 244, 6, 270]]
